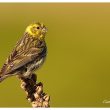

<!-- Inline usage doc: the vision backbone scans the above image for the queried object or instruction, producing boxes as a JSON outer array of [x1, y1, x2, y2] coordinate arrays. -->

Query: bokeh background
[[0, 3, 110, 107]]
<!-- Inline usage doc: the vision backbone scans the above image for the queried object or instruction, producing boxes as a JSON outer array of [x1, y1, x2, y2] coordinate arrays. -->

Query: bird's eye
[[37, 27, 40, 29]]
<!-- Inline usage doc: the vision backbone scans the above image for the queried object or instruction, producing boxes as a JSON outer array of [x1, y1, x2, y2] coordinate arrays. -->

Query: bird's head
[[25, 22, 47, 40]]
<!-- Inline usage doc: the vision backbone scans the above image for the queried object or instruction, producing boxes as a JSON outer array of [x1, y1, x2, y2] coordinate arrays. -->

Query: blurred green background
[[0, 3, 110, 107]]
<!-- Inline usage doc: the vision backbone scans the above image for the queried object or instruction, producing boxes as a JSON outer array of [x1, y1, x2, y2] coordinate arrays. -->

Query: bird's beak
[[42, 27, 48, 33]]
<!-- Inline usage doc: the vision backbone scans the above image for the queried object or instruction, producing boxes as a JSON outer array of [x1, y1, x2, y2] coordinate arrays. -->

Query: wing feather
[[0, 47, 42, 75]]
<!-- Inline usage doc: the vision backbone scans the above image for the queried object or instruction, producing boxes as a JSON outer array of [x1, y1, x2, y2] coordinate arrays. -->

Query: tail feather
[[0, 71, 19, 82], [0, 71, 12, 82], [0, 75, 8, 82], [0, 76, 5, 82]]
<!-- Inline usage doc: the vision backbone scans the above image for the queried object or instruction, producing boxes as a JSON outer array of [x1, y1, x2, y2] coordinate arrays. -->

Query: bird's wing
[[0, 47, 42, 76]]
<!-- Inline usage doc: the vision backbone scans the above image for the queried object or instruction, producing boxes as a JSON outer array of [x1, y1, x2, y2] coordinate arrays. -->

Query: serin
[[0, 22, 47, 82]]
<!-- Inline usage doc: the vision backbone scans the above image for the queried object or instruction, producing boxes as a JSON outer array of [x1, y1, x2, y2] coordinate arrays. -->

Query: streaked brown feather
[[0, 32, 45, 76]]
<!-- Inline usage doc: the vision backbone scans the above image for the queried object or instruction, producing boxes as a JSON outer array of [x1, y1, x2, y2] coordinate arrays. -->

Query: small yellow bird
[[0, 22, 47, 82]]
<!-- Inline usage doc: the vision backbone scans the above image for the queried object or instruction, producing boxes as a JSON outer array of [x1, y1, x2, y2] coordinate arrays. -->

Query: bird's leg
[[22, 71, 33, 79]]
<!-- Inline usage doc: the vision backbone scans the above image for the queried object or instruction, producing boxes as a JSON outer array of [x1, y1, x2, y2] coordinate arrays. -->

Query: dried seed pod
[[27, 98, 31, 102], [43, 101, 49, 107], [32, 101, 42, 107], [38, 98, 43, 103], [36, 86, 43, 94], [20, 81, 26, 89], [34, 93, 39, 99], [43, 94, 50, 101], [32, 101, 38, 107]]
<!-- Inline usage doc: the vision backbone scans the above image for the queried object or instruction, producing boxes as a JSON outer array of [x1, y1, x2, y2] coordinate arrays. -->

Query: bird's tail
[[0, 70, 10, 83], [0, 75, 8, 82], [0, 71, 19, 82], [0, 76, 4, 82]]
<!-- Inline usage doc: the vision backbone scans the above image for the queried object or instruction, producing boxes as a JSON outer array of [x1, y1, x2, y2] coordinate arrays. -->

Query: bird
[[0, 22, 47, 82]]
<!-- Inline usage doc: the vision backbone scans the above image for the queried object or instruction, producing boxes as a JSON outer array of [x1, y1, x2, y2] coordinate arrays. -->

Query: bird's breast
[[34, 56, 46, 71]]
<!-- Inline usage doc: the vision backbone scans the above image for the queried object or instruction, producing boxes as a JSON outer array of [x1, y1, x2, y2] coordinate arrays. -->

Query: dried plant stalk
[[19, 74, 50, 107]]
